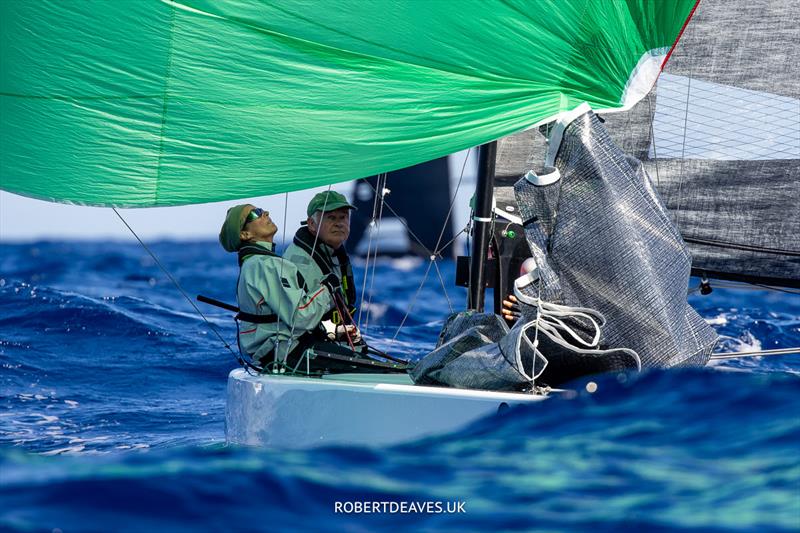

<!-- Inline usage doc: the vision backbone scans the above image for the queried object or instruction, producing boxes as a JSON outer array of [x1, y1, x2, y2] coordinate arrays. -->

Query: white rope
[[513, 282, 605, 350], [511, 273, 642, 380]]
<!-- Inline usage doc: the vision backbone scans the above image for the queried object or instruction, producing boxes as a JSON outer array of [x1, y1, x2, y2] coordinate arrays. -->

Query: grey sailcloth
[[514, 110, 718, 369], [411, 109, 713, 391], [495, 0, 800, 287], [410, 307, 640, 391]]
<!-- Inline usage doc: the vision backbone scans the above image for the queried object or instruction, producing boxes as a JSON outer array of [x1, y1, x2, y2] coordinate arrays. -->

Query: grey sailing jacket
[[236, 241, 333, 363]]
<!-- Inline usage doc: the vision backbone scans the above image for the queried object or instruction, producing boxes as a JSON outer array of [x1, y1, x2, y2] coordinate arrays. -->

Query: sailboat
[[349, 156, 457, 258], [2, 0, 797, 448]]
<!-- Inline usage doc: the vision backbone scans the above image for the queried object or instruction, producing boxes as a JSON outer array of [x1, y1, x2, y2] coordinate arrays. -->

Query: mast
[[467, 141, 497, 311]]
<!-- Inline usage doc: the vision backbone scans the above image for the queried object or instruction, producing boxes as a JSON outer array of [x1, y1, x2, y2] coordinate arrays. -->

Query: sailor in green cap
[[284, 190, 361, 344], [219, 204, 341, 370]]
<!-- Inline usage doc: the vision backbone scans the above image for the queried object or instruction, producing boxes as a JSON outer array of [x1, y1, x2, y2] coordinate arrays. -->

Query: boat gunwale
[[228, 368, 547, 403]]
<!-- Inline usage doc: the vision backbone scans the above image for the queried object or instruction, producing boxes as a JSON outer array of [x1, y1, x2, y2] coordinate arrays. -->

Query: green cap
[[219, 204, 251, 252], [306, 190, 356, 217]]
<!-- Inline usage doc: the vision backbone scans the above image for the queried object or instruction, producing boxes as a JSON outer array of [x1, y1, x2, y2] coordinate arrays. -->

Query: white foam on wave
[[114, 443, 149, 450], [360, 301, 388, 321], [33, 414, 59, 425], [706, 314, 729, 326], [734, 331, 763, 353], [67, 435, 110, 445], [41, 444, 86, 456]]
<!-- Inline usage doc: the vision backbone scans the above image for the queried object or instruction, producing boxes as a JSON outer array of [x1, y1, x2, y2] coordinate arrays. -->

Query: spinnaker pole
[[468, 141, 497, 311]]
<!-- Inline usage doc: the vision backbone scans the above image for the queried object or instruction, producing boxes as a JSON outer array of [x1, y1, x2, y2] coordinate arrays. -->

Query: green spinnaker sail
[[0, 0, 697, 207]]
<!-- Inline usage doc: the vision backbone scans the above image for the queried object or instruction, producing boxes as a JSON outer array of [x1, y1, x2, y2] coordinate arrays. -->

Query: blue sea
[[1, 241, 798, 532]]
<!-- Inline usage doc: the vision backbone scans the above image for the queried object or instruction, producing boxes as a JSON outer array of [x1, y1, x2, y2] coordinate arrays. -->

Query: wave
[[1, 370, 798, 532], [1, 242, 798, 532]]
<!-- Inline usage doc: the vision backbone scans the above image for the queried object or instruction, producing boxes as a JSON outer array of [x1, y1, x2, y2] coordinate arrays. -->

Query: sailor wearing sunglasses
[[219, 204, 341, 371]]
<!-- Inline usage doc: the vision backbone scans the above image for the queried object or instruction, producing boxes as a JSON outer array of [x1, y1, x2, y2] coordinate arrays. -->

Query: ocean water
[[1, 241, 798, 532]]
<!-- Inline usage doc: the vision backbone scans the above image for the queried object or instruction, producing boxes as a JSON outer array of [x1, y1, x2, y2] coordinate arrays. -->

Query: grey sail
[[413, 109, 716, 390], [495, 0, 800, 288]]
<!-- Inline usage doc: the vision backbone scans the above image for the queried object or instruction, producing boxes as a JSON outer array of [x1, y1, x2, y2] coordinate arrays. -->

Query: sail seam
[[0, 93, 161, 101], [154, 3, 179, 204]]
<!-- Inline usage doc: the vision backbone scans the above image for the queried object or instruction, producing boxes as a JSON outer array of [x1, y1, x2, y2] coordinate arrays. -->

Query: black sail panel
[[349, 157, 453, 257]]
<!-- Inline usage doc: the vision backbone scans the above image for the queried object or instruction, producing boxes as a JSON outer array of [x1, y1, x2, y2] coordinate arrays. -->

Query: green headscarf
[[219, 204, 251, 252]]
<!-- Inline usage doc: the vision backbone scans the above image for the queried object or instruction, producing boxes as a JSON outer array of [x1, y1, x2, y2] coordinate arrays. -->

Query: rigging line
[[432, 148, 471, 255], [364, 173, 389, 331], [360, 148, 471, 260], [274, 191, 290, 357], [391, 258, 434, 342], [363, 174, 390, 330], [683, 236, 800, 257], [714, 280, 800, 295], [689, 277, 800, 295], [392, 148, 473, 339], [110, 208, 239, 360], [235, 319, 263, 375], [360, 178, 434, 257], [436, 224, 470, 260], [428, 151, 472, 307], [284, 185, 332, 363], [753, 284, 800, 295], [647, 90, 661, 188], [710, 347, 800, 359], [357, 180, 382, 328], [431, 257, 453, 314], [673, 42, 693, 230]]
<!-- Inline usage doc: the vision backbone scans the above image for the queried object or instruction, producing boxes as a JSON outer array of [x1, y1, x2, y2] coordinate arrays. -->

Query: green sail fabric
[[0, 0, 697, 207]]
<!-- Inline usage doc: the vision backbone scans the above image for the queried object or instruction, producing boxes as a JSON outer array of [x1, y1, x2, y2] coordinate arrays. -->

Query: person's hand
[[501, 294, 521, 324], [322, 320, 362, 343], [336, 324, 362, 344], [321, 273, 342, 296]]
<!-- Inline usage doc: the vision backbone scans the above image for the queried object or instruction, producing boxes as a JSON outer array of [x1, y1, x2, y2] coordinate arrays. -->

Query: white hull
[[226, 368, 546, 448]]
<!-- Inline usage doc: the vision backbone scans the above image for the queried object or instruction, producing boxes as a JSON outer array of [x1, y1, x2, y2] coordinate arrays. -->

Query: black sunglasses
[[242, 207, 265, 229]]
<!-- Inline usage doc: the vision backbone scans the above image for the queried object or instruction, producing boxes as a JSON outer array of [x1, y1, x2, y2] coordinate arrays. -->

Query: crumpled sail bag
[[412, 108, 717, 391], [513, 109, 718, 370]]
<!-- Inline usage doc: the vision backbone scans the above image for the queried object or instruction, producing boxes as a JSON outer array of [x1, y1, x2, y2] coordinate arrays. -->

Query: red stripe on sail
[[662, 0, 702, 69]]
